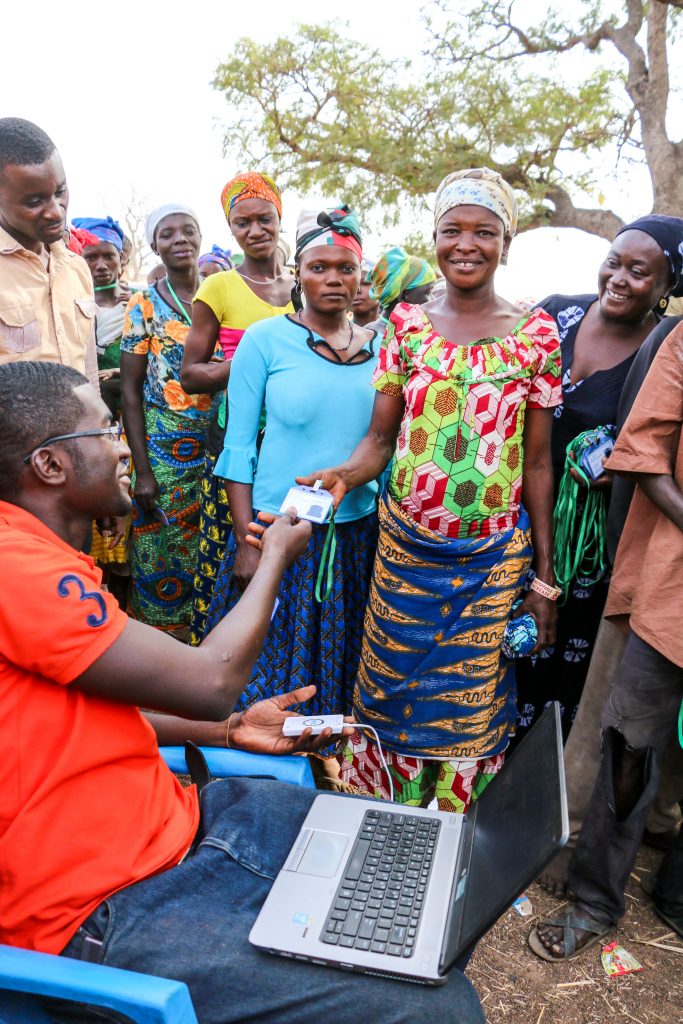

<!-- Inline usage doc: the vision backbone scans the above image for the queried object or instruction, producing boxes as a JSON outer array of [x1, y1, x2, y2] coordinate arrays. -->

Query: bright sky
[[3, 0, 679, 299]]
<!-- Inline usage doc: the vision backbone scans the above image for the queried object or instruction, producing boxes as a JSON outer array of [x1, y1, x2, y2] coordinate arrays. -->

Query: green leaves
[[212, 4, 681, 239]]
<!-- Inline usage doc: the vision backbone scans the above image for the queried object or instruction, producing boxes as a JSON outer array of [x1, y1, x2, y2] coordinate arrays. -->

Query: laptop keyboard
[[320, 809, 441, 958]]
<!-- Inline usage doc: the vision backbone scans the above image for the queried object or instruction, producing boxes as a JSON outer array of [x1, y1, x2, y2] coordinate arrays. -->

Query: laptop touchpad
[[295, 831, 348, 877]]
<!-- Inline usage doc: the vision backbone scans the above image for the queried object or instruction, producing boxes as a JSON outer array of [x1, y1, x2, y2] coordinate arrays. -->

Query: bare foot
[[538, 847, 576, 899]]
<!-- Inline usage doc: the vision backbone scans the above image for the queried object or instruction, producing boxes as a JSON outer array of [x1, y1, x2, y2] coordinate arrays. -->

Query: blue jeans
[[61, 778, 483, 1024]]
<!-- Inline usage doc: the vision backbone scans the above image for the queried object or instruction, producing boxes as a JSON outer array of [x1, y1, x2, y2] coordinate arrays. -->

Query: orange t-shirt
[[0, 502, 199, 954]]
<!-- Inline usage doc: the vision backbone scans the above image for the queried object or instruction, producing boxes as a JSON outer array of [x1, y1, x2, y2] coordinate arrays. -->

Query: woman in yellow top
[[181, 172, 293, 644]]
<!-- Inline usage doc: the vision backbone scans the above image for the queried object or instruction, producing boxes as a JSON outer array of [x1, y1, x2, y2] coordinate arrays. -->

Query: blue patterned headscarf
[[71, 216, 124, 252], [616, 215, 683, 298], [198, 244, 233, 270]]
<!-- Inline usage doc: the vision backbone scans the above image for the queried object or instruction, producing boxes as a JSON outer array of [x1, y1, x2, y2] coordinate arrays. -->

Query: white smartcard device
[[282, 715, 346, 737], [279, 485, 334, 524]]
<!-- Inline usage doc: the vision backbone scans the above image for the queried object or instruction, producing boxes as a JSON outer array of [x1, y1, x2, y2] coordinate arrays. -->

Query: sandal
[[528, 907, 613, 962], [641, 873, 683, 938]]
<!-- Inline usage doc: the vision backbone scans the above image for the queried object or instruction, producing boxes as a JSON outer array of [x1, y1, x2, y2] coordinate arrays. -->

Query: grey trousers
[[563, 618, 683, 845]]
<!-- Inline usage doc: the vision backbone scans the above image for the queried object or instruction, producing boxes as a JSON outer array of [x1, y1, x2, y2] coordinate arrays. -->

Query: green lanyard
[[164, 276, 192, 326], [679, 700, 683, 749], [314, 511, 337, 603], [553, 444, 608, 598]]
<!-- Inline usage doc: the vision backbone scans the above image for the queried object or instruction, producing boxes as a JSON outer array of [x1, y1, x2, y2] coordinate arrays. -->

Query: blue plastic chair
[[0, 747, 315, 1023]]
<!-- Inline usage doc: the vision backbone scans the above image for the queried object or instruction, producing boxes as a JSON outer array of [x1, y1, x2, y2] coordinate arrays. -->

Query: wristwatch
[[530, 577, 561, 601]]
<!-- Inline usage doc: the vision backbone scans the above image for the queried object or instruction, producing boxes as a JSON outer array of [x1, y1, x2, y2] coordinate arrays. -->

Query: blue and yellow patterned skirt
[[204, 512, 379, 714], [354, 494, 532, 759]]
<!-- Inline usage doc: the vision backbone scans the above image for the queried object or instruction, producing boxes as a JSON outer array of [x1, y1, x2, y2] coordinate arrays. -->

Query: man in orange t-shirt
[[0, 361, 483, 1024]]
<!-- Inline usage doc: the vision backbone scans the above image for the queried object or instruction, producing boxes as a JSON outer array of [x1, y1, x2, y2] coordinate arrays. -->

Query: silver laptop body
[[250, 703, 568, 984]]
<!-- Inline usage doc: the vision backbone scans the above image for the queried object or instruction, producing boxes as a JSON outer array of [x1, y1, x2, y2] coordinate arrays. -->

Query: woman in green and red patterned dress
[[299, 168, 562, 812]]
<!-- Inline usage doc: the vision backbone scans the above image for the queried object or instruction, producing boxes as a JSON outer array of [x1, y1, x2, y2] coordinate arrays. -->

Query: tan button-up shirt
[[0, 224, 99, 389]]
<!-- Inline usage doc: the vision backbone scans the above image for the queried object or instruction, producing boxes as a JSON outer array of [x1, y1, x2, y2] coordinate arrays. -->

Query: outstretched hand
[[295, 469, 348, 510], [229, 685, 354, 755]]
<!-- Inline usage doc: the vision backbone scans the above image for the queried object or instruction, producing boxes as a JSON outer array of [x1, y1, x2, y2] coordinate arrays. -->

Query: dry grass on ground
[[468, 846, 683, 1024]]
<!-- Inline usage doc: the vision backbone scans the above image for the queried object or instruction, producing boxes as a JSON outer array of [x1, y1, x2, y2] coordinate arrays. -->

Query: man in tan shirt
[[0, 118, 98, 388]]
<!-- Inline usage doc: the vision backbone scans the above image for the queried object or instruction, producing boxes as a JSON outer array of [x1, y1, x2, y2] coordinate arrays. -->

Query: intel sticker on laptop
[[292, 912, 309, 926]]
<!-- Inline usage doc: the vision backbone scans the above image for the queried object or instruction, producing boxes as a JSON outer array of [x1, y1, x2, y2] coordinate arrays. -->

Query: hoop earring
[[659, 294, 670, 313]]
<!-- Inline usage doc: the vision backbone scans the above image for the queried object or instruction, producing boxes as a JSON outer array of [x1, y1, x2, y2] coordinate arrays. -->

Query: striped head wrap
[[370, 246, 436, 308], [434, 167, 518, 236], [295, 205, 363, 262], [221, 172, 282, 220]]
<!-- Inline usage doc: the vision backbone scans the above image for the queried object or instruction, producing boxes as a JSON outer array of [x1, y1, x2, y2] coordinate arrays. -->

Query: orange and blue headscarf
[[295, 205, 363, 263], [221, 172, 282, 220], [370, 246, 436, 308]]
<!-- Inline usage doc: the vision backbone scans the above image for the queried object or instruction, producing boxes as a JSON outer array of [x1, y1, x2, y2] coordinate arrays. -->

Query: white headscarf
[[145, 204, 200, 246]]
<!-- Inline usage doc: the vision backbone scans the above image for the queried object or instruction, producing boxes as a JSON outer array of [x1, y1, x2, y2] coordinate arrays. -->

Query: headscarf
[[198, 244, 233, 270], [295, 205, 363, 263], [71, 216, 124, 252], [67, 226, 100, 255], [221, 172, 282, 220], [361, 258, 375, 284], [145, 204, 200, 246], [434, 167, 519, 236], [277, 236, 292, 266], [370, 246, 436, 309], [616, 215, 683, 298]]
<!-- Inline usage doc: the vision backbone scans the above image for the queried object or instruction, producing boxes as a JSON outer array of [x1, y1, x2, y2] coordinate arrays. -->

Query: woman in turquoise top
[[205, 205, 380, 715]]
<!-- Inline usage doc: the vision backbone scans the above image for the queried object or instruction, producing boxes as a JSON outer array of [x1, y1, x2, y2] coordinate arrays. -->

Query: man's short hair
[[0, 118, 56, 175], [0, 362, 88, 499]]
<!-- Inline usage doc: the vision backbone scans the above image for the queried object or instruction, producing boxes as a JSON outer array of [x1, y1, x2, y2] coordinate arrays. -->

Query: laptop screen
[[441, 702, 569, 972]]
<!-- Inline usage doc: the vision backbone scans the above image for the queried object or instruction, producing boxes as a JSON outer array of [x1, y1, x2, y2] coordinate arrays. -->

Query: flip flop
[[641, 873, 683, 938], [528, 908, 613, 962]]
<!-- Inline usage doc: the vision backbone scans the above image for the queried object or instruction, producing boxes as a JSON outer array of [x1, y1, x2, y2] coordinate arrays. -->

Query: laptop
[[250, 702, 568, 984]]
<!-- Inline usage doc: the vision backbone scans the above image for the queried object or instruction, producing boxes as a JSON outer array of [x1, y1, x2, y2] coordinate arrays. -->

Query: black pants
[[568, 630, 683, 925]]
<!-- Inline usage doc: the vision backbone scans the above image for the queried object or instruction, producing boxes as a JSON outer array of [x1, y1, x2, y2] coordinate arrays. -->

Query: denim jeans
[[60, 778, 483, 1024]]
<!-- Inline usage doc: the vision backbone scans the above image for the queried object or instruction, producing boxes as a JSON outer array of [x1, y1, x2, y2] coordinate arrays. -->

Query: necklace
[[298, 310, 354, 351], [237, 267, 290, 285], [164, 276, 194, 326], [94, 282, 118, 292]]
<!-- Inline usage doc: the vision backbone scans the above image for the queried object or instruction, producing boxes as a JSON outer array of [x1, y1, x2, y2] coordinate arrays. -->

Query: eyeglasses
[[23, 422, 123, 463]]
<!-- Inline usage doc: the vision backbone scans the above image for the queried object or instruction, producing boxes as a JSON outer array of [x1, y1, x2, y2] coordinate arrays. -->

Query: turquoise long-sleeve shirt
[[214, 314, 380, 523]]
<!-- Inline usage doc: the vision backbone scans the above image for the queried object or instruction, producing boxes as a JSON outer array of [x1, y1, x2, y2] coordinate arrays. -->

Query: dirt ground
[[468, 845, 683, 1024]]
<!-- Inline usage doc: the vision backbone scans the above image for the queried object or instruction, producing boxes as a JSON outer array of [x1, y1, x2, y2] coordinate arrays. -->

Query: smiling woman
[[296, 168, 562, 812], [513, 213, 683, 747]]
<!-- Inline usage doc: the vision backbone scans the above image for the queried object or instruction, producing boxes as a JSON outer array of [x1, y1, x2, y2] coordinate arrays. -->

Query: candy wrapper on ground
[[512, 894, 533, 917], [601, 941, 645, 976]]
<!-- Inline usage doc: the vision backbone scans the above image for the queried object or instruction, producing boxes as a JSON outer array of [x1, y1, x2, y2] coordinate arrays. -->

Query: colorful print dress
[[340, 302, 562, 811], [121, 287, 216, 635]]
